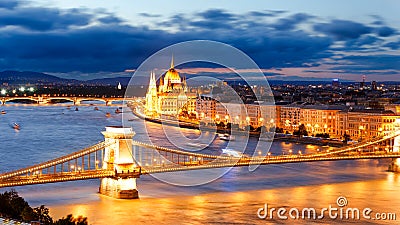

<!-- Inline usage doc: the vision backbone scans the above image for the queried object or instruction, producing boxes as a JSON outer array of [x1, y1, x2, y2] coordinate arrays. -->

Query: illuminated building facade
[[337, 110, 400, 141], [145, 58, 197, 117], [301, 105, 343, 137]]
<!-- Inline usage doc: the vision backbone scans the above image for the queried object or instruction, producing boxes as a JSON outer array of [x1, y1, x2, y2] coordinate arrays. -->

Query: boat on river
[[219, 133, 235, 141], [12, 123, 20, 130], [221, 148, 245, 157]]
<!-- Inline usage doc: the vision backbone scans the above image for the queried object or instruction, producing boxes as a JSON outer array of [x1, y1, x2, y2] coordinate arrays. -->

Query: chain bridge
[[1, 126, 400, 199]]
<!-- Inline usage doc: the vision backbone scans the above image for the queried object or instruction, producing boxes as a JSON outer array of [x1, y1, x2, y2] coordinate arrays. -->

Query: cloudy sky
[[0, 0, 399, 81]]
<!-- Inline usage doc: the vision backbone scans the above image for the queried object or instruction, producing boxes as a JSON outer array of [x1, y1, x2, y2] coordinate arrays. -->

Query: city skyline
[[0, 1, 399, 81]]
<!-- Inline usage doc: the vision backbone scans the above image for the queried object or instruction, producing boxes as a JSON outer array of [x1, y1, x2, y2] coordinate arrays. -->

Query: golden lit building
[[301, 105, 343, 137], [145, 57, 197, 117], [196, 99, 275, 129], [279, 105, 301, 133], [277, 105, 343, 137], [337, 109, 400, 141]]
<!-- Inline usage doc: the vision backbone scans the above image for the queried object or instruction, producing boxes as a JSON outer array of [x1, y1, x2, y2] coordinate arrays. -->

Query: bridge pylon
[[388, 127, 400, 172], [99, 126, 139, 199]]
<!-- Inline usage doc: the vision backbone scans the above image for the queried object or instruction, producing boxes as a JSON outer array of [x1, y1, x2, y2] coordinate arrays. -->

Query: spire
[[170, 54, 174, 69], [183, 75, 187, 92], [149, 70, 156, 89]]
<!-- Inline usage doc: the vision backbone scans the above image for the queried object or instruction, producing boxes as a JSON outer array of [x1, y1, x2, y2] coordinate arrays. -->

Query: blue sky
[[0, 0, 399, 81]]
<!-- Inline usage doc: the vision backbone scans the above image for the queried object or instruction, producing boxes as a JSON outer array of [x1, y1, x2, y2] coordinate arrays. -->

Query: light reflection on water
[[49, 177, 400, 225], [0, 105, 399, 224]]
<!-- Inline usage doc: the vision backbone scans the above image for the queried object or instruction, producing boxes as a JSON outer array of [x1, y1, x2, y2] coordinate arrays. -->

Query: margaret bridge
[[0, 126, 400, 199], [0, 96, 134, 105]]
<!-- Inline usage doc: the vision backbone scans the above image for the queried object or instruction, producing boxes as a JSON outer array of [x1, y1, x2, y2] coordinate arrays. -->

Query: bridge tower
[[388, 121, 400, 172], [99, 126, 139, 199]]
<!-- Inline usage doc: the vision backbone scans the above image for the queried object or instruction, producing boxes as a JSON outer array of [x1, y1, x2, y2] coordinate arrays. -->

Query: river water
[[0, 105, 399, 224]]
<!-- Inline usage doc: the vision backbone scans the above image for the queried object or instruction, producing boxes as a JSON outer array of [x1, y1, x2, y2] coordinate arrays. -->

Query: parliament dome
[[164, 56, 181, 83]]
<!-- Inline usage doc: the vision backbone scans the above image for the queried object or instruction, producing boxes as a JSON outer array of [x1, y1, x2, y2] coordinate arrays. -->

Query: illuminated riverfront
[[1, 109, 400, 190], [1, 0, 400, 224], [1, 105, 400, 224]]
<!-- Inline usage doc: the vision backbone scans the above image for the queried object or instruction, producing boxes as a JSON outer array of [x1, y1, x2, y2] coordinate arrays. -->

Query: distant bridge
[[0, 126, 399, 199], [0, 96, 135, 105]]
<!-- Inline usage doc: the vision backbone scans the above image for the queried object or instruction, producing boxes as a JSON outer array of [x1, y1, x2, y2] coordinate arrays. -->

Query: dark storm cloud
[[344, 35, 383, 50], [0, 4, 398, 79], [188, 9, 237, 30], [0, 0, 19, 9], [314, 19, 371, 40], [196, 9, 236, 21], [375, 26, 396, 37], [248, 11, 276, 17], [272, 13, 313, 30], [229, 30, 332, 68], [98, 15, 124, 24], [0, 25, 175, 72], [0, 7, 92, 31], [332, 55, 400, 72], [384, 40, 400, 50], [138, 12, 161, 18]]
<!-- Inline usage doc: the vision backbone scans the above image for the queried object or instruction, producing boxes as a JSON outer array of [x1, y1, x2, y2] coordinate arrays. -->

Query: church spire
[[170, 54, 174, 69]]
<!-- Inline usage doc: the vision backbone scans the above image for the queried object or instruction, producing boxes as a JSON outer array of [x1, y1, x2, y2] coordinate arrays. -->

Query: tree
[[33, 205, 53, 225], [0, 189, 30, 220], [274, 127, 284, 133], [343, 133, 351, 143], [0, 190, 88, 225], [293, 124, 308, 136], [54, 214, 88, 225], [256, 125, 266, 133], [21, 206, 36, 222]]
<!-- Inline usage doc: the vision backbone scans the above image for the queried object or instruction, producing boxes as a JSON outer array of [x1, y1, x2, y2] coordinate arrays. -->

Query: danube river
[[1, 105, 400, 224]]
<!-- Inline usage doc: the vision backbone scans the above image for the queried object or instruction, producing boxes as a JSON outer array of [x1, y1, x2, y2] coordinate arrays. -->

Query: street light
[[0, 89, 6, 95]]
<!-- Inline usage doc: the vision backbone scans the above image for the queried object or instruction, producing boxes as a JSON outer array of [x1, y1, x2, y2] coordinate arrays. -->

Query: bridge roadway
[[1, 150, 399, 188]]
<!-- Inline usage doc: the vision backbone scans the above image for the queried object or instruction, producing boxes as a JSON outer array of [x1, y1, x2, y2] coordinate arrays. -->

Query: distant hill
[[86, 77, 131, 86], [2, 70, 399, 87], [0, 71, 80, 85], [0, 70, 131, 86]]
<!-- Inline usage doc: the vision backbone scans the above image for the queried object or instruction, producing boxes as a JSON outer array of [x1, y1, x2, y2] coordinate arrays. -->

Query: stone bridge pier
[[99, 126, 139, 199], [388, 133, 400, 172]]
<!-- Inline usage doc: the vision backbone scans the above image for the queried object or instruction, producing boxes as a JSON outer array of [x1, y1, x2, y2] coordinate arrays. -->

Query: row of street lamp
[[1, 87, 35, 95]]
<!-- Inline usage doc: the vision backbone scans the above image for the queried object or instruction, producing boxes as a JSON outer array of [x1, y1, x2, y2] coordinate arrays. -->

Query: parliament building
[[145, 57, 197, 118]]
